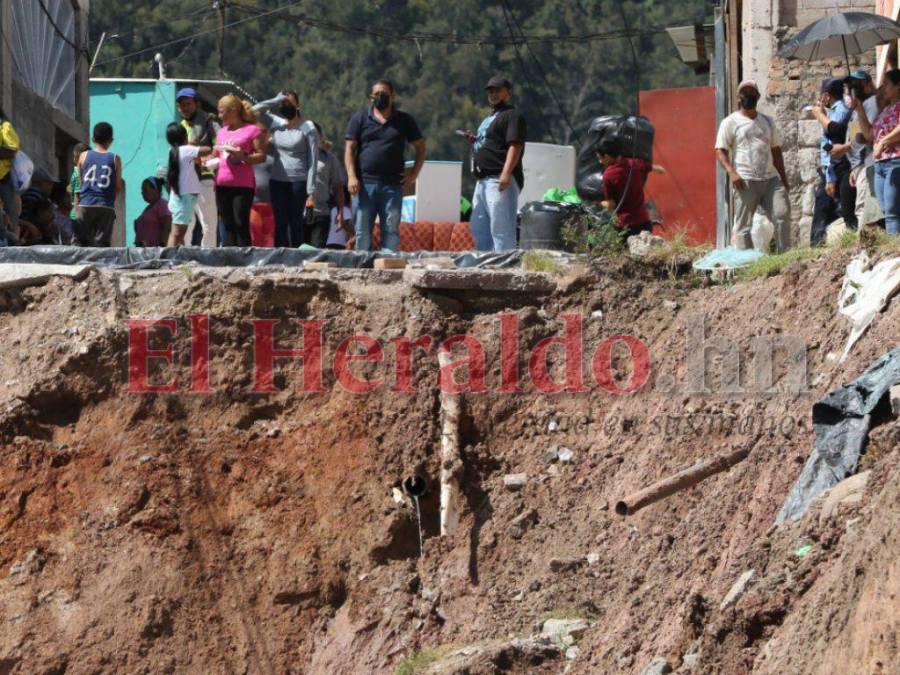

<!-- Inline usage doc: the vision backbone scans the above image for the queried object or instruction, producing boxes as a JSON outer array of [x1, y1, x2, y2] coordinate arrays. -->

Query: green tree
[[91, 0, 712, 183]]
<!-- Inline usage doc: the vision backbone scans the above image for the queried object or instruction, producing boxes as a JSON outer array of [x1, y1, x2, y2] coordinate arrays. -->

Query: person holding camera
[[810, 78, 853, 244], [843, 71, 882, 229], [715, 80, 791, 252]]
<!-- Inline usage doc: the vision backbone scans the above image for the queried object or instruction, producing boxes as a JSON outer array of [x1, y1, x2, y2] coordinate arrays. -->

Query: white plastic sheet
[[11, 150, 33, 193], [837, 252, 900, 362]]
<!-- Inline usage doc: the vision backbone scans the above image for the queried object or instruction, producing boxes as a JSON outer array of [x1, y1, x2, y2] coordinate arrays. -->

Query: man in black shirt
[[344, 79, 425, 251], [466, 76, 526, 251]]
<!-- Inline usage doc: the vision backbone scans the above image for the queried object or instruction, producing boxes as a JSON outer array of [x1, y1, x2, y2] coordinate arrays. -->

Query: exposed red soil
[[0, 250, 897, 674]]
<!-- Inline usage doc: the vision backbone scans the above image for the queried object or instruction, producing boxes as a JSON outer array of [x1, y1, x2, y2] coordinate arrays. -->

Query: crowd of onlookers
[[716, 69, 900, 252], [10, 66, 895, 256], [0, 75, 529, 253]]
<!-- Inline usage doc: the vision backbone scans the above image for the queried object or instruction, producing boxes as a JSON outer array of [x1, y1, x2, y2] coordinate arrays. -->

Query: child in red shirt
[[596, 138, 665, 238]]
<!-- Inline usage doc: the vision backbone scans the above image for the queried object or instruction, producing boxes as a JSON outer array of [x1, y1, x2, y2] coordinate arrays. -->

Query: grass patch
[[835, 228, 859, 250], [560, 207, 626, 258], [643, 229, 713, 278], [522, 250, 562, 274], [395, 644, 459, 675], [866, 226, 900, 254], [644, 230, 712, 264], [735, 246, 824, 282]]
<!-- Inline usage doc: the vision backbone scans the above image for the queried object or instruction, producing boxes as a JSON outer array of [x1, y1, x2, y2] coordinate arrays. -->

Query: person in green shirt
[[68, 143, 87, 220]]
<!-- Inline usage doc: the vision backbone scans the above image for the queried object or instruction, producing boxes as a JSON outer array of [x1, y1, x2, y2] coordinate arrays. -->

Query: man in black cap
[[810, 78, 853, 244], [175, 87, 219, 246], [464, 76, 526, 251]]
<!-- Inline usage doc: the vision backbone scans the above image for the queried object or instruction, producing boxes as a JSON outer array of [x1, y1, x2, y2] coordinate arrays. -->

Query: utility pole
[[214, 0, 226, 76]]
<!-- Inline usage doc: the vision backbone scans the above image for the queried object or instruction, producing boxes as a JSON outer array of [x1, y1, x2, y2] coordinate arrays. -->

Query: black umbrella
[[778, 11, 900, 72]]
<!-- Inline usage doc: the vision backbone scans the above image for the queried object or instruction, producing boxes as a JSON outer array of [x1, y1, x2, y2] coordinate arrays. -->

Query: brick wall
[[741, 0, 876, 245]]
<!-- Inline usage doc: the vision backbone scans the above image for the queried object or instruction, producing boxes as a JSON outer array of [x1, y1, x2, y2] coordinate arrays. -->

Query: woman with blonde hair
[[214, 94, 266, 246]]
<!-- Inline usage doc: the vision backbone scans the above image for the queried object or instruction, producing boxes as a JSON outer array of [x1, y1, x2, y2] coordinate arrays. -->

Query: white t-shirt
[[326, 206, 353, 247], [178, 145, 202, 195], [714, 111, 781, 181]]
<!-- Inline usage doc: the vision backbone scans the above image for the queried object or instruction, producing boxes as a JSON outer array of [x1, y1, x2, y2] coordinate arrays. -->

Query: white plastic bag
[[837, 252, 900, 361], [11, 150, 33, 193], [750, 213, 774, 252]]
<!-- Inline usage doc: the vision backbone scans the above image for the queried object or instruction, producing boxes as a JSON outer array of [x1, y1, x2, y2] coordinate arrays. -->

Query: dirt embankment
[[0, 252, 897, 675]]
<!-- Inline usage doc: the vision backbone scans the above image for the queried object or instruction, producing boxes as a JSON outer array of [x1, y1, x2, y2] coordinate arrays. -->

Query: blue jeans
[[355, 181, 402, 252], [470, 177, 519, 251], [874, 158, 900, 236], [270, 179, 308, 247]]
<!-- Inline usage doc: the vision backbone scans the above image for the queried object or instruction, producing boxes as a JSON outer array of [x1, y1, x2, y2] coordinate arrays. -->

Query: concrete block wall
[[742, 0, 876, 246]]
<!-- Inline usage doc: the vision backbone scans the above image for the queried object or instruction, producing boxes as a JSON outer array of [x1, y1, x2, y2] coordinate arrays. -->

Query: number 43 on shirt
[[83, 163, 113, 189]]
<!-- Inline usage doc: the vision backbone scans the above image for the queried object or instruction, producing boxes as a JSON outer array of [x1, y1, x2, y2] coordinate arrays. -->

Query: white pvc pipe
[[437, 350, 461, 536]]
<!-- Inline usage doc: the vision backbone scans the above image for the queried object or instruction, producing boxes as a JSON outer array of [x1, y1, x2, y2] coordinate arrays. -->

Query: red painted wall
[[639, 86, 717, 245]]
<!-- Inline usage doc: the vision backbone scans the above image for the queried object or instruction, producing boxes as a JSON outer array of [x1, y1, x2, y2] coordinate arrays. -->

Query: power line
[[97, 4, 211, 42], [501, 0, 582, 146], [36, 0, 89, 58], [227, 1, 706, 46], [93, 0, 710, 72], [93, 0, 304, 68], [498, 0, 558, 144], [170, 8, 214, 65]]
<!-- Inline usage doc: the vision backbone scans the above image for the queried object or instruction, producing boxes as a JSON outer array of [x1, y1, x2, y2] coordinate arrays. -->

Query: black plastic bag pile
[[575, 115, 655, 201]]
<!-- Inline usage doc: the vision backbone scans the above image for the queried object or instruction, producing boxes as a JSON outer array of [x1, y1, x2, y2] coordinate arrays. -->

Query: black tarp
[[0, 246, 524, 270], [775, 347, 900, 524]]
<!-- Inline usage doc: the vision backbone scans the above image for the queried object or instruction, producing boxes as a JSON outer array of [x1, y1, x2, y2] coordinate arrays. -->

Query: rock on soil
[[0, 251, 898, 674]]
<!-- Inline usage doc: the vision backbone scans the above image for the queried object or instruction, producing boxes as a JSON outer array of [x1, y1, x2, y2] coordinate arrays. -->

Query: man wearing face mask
[[253, 90, 319, 247], [344, 79, 425, 252], [715, 80, 791, 252], [176, 87, 220, 246], [464, 76, 527, 251]]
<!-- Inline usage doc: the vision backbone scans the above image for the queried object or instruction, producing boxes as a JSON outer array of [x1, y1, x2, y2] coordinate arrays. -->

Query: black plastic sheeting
[[776, 347, 900, 525], [576, 115, 655, 201], [0, 246, 524, 270]]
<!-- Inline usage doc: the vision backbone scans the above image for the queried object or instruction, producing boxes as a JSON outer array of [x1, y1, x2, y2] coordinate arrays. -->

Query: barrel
[[518, 201, 583, 251]]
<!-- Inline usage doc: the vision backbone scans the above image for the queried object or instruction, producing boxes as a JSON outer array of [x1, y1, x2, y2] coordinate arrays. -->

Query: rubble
[[541, 618, 590, 641], [641, 656, 673, 675], [720, 570, 755, 610], [627, 231, 666, 257], [0, 248, 897, 674], [503, 473, 528, 491]]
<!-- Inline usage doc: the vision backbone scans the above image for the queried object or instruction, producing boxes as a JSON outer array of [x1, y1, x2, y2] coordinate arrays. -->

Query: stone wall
[[741, 0, 876, 246]]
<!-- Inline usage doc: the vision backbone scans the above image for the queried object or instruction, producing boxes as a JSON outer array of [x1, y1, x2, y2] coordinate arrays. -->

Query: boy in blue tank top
[[77, 122, 122, 246]]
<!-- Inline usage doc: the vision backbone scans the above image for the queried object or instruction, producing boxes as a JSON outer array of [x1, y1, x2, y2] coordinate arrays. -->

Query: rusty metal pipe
[[615, 447, 750, 516]]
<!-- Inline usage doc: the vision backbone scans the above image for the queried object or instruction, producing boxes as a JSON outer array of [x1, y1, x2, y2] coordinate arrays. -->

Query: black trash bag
[[775, 346, 900, 524], [519, 201, 584, 251], [576, 115, 655, 201]]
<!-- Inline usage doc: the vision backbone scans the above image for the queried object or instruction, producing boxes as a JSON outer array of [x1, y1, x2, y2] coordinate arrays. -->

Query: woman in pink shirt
[[214, 95, 266, 246]]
